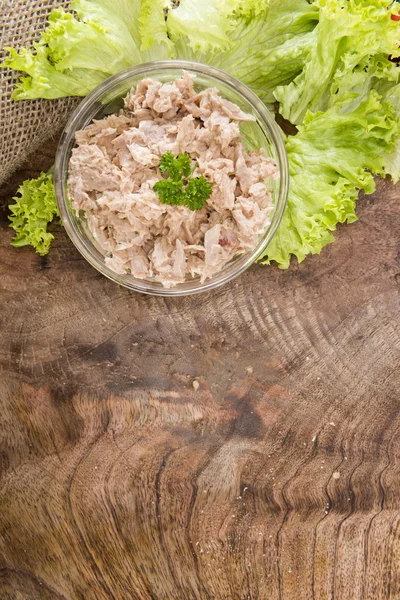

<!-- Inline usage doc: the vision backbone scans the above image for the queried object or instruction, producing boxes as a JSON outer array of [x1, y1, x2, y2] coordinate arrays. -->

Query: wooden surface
[[0, 137, 400, 600]]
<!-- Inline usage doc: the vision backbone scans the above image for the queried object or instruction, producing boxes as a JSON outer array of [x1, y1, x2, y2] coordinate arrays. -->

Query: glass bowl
[[55, 60, 289, 296]]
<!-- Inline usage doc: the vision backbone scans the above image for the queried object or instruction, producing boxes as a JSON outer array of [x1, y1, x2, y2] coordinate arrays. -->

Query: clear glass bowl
[[55, 60, 289, 296]]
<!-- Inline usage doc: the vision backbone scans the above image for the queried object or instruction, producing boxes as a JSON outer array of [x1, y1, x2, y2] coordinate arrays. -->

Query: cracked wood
[[0, 138, 399, 600]]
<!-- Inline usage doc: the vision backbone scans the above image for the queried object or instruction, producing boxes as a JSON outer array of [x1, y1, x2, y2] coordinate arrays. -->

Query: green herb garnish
[[154, 152, 212, 211], [159, 152, 192, 181]]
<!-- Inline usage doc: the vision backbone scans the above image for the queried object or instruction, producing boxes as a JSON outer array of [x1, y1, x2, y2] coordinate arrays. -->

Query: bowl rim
[[55, 59, 289, 296]]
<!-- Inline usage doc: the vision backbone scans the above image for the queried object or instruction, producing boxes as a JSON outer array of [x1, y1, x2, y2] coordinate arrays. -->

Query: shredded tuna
[[68, 73, 279, 287]]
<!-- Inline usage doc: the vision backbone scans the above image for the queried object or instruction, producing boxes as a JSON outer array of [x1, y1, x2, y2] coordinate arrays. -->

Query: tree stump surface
[[0, 137, 399, 600]]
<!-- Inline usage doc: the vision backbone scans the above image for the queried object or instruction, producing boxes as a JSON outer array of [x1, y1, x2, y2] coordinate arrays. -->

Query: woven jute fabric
[[0, 0, 79, 185]]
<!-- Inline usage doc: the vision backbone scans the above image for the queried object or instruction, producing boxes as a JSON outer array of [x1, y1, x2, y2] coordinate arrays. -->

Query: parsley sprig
[[154, 153, 212, 211]]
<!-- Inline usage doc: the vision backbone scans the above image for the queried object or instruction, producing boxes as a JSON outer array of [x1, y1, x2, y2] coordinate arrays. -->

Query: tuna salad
[[68, 72, 279, 287]]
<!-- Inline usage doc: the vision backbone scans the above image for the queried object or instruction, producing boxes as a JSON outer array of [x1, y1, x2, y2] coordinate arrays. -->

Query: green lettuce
[[9, 172, 59, 256], [326, 52, 400, 184], [261, 91, 400, 267], [167, 0, 233, 54], [379, 82, 400, 183], [3, 0, 400, 266], [165, 0, 268, 54], [139, 0, 175, 53], [191, 0, 319, 104], [3, 45, 107, 99], [3, 0, 319, 102], [3, 0, 170, 100], [275, 0, 400, 125], [134, 0, 270, 58]]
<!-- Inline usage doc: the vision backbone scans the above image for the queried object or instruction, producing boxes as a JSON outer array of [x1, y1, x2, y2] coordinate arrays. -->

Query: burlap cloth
[[0, 0, 79, 185]]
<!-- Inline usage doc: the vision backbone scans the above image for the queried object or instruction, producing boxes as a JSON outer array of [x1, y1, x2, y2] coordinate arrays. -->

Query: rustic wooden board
[[0, 138, 399, 600]]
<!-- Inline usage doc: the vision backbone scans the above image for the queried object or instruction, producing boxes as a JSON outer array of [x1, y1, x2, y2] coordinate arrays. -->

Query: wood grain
[[0, 140, 399, 600]]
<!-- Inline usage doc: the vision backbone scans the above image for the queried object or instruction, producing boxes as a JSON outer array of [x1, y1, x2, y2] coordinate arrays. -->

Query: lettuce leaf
[[139, 0, 175, 53], [260, 91, 400, 268], [3, 44, 109, 100], [330, 55, 400, 111], [167, 0, 233, 54], [275, 0, 400, 125], [180, 0, 319, 104], [165, 0, 268, 54], [8, 172, 59, 256], [380, 83, 400, 183], [3, 0, 319, 102], [331, 63, 400, 183], [3, 0, 400, 268], [220, 0, 268, 19], [3, 0, 170, 100], [135, 0, 269, 57]]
